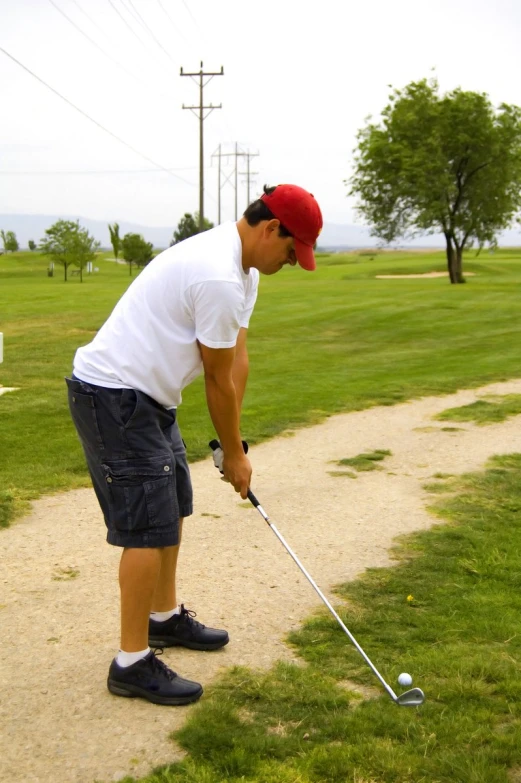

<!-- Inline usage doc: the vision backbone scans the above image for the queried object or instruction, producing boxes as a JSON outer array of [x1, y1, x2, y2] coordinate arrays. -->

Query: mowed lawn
[[1, 246, 521, 526], [3, 247, 521, 782]]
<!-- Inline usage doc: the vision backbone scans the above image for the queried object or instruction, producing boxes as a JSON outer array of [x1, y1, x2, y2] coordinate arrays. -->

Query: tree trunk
[[129, 261, 132, 276], [444, 234, 465, 284], [64, 263, 68, 282], [80, 265, 83, 283], [444, 234, 457, 283], [454, 247, 465, 283]]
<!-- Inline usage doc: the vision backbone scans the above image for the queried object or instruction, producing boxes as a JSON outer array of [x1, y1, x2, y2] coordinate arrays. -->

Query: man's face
[[254, 221, 298, 275]]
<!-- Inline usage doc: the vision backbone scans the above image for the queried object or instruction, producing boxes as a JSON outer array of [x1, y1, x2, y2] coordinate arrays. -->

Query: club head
[[396, 687, 425, 707]]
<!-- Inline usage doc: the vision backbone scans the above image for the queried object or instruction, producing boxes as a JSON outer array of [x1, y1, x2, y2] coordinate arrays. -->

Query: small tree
[[39, 220, 99, 282], [121, 233, 153, 276], [349, 78, 521, 283], [1, 230, 19, 252], [170, 212, 214, 246], [108, 222, 121, 260], [28, 240, 36, 251]]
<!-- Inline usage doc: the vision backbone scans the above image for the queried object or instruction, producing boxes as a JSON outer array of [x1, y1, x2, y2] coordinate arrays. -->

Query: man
[[66, 184, 323, 706]]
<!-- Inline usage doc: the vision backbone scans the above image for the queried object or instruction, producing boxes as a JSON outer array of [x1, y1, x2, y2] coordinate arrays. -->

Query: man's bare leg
[[110, 535, 203, 705], [119, 547, 163, 652], [151, 518, 183, 612], [147, 518, 229, 650]]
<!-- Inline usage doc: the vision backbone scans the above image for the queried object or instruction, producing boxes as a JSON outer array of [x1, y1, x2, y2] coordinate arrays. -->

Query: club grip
[[247, 489, 260, 507], [208, 439, 249, 454]]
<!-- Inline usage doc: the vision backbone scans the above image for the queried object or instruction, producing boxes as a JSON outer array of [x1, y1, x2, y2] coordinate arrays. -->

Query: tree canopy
[[39, 220, 99, 282], [108, 222, 121, 260], [171, 212, 214, 246], [348, 78, 521, 283], [1, 230, 19, 253], [121, 233, 153, 275]]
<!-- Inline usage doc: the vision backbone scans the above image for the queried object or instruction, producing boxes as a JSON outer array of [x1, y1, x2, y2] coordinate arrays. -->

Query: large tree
[[121, 233, 153, 276], [349, 78, 521, 283], [170, 212, 214, 246], [108, 222, 121, 261], [39, 220, 99, 282]]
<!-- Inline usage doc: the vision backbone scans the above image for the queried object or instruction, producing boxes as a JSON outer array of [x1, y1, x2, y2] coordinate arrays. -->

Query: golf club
[[209, 440, 425, 707]]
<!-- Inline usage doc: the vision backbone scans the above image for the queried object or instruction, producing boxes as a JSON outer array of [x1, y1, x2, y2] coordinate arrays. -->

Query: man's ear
[[264, 218, 280, 237]]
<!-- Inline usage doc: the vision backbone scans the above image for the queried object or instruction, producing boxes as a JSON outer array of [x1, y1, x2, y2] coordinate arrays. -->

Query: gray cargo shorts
[[66, 375, 193, 548]]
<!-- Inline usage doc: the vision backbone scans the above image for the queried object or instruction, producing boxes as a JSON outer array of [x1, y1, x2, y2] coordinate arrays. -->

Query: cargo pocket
[[101, 455, 178, 533]]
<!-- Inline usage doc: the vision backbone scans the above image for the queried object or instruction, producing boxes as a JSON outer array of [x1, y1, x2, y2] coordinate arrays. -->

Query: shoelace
[[179, 604, 206, 629], [150, 648, 177, 680]]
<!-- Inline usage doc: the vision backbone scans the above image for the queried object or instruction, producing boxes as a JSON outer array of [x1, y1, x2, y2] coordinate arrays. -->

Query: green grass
[[112, 453, 521, 783], [435, 394, 521, 425], [336, 448, 392, 471], [2, 246, 521, 528], [4, 247, 521, 781]]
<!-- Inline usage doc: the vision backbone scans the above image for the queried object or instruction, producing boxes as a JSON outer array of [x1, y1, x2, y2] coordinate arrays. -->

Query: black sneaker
[[149, 604, 229, 651], [107, 649, 203, 706]]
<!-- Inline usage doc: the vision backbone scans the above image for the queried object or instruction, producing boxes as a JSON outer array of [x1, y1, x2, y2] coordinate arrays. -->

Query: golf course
[[2, 247, 521, 782]]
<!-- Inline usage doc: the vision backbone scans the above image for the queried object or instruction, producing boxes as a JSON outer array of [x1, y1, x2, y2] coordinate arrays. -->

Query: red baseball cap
[[260, 184, 323, 271]]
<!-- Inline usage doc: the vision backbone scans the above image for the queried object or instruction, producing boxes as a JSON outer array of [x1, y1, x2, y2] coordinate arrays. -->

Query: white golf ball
[[398, 672, 413, 687]]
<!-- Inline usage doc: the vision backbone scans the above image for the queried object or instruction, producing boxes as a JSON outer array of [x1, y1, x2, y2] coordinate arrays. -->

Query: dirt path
[[2, 379, 521, 783]]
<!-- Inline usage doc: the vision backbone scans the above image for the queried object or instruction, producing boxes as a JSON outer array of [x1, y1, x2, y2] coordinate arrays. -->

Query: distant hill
[[1, 213, 521, 251], [0, 214, 174, 250]]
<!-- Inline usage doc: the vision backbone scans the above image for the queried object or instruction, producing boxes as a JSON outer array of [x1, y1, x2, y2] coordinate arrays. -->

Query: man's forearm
[[232, 350, 249, 413], [204, 375, 243, 456]]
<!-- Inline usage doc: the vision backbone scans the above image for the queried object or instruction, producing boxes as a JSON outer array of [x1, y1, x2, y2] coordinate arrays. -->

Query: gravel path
[[1, 379, 521, 783]]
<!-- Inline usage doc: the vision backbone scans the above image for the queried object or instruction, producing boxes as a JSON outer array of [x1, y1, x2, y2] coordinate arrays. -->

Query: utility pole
[[180, 61, 223, 231], [211, 144, 236, 224], [211, 144, 260, 221], [239, 151, 259, 206]]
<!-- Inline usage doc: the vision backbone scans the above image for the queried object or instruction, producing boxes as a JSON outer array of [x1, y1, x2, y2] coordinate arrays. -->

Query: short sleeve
[[240, 269, 259, 328], [189, 280, 244, 348]]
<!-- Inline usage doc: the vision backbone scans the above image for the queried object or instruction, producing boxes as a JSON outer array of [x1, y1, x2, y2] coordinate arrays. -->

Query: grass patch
[[435, 394, 521, 425], [120, 453, 521, 782], [51, 566, 80, 581], [3, 246, 521, 527], [336, 449, 392, 472], [328, 469, 358, 479]]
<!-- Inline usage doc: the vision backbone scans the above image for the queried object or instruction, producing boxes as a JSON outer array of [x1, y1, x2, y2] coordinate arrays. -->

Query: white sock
[[150, 606, 181, 622], [116, 647, 150, 668]]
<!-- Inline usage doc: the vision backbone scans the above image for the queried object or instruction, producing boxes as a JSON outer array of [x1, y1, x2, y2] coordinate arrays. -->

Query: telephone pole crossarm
[[180, 62, 224, 230]]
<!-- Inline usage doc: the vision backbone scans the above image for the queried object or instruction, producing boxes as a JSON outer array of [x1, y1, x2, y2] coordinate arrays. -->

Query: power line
[[0, 166, 203, 175], [46, 0, 173, 101], [106, 0, 178, 77], [180, 0, 208, 46], [124, 0, 177, 66], [0, 45, 196, 186], [69, 0, 108, 37], [155, 0, 190, 44], [107, 0, 155, 50]]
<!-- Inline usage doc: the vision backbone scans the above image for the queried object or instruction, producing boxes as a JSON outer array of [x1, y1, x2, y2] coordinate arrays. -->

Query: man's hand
[[210, 440, 251, 499], [211, 440, 249, 474], [222, 452, 252, 499]]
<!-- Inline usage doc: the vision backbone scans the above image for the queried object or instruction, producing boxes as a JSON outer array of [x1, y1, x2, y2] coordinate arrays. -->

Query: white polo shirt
[[73, 221, 259, 407]]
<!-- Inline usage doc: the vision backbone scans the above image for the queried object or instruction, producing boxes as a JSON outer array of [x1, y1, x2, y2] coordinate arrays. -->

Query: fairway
[[2, 248, 521, 783], [2, 246, 521, 527]]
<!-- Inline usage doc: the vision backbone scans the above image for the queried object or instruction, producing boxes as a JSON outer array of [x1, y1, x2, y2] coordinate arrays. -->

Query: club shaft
[[247, 491, 398, 701]]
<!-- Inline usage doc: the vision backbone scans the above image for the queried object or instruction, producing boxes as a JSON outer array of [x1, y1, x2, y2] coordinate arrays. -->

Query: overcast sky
[[2, 0, 521, 229]]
